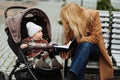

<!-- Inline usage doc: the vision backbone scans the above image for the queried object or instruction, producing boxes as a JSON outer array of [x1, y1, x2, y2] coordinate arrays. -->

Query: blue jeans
[[68, 42, 100, 80]]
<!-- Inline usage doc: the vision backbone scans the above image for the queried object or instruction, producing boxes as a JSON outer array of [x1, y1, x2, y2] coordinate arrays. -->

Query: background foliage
[[97, 0, 120, 11]]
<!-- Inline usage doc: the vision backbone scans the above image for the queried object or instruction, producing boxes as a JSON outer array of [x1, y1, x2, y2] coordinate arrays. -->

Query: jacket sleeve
[[78, 12, 102, 44]]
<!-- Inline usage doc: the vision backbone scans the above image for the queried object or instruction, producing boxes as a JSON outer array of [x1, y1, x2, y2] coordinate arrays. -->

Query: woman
[[60, 3, 113, 80]]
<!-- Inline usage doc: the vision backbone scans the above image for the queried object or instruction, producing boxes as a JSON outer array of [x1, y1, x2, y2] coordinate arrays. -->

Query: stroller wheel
[[0, 71, 8, 80]]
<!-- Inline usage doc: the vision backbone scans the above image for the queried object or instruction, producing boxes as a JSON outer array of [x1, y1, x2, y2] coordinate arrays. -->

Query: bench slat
[[112, 39, 120, 43], [113, 18, 120, 23], [112, 29, 120, 34], [112, 34, 120, 37], [102, 28, 109, 32], [112, 54, 120, 62], [112, 50, 120, 54], [98, 11, 109, 17], [100, 18, 109, 22], [101, 23, 109, 27], [112, 23, 120, 28], [111, 44, 120, 50], [112, 14, 120, 18]]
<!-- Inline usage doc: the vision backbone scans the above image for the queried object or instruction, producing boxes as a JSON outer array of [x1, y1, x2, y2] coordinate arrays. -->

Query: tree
[[97, 0, 120, 11]]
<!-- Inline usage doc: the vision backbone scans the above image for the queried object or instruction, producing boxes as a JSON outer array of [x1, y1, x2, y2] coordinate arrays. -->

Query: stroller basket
[[4, 6, 62, 80]]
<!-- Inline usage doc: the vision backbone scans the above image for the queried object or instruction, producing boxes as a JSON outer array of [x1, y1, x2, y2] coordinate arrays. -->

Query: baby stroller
[[4, 6, 63, 80]]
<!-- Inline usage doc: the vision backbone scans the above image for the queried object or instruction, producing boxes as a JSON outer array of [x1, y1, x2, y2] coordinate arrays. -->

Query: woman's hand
[[59, 52, 69, 59], [59, 48, 74, 59], [20, 44, 28, 49]]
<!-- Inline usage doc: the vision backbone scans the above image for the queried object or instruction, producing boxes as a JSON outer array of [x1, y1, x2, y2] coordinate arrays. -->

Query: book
[[27, 38, 77, 54], [54, 38, 77, 52]]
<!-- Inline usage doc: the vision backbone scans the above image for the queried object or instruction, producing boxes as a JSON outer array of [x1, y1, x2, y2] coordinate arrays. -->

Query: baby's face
[[33, 30, 43, 40]]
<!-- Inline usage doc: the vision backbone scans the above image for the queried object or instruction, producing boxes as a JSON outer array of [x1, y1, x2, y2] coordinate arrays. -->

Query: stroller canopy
[[5, 7, 51, 43]]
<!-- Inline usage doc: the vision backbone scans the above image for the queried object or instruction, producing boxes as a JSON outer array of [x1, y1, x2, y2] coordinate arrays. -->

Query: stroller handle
[[27, 45, 54, 50], [4, 6, 27, 18], [23, 45, 58, 54]]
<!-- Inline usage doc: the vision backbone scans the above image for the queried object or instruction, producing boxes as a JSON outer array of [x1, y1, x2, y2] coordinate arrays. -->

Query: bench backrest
[[98, 11, 111, 54], [111, 11, 120, 66]]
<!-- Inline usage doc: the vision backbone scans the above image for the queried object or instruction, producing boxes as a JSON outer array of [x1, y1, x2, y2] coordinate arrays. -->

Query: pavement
[[0, 1, 120, 80]]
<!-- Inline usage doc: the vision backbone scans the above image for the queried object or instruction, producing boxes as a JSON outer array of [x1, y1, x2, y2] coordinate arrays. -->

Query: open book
[[54, 38, 77, 52], [27, 38, 77, 53]]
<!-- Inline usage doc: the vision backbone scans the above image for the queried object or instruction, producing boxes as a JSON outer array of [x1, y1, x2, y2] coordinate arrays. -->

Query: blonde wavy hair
[[60, 3, 87, 38]]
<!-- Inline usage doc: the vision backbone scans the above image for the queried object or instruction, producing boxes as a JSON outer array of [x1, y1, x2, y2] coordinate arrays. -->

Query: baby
[[21, 22, 62, 70], [21, 22, 51, 65]]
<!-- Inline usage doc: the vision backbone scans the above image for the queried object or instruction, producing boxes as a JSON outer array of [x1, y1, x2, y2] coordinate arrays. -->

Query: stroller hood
[[5, 7, 51, 43], [6, 13, 21, 43]]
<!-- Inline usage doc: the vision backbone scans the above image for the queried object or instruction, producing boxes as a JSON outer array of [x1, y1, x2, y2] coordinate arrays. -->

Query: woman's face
[[33, 30, 43, 40]]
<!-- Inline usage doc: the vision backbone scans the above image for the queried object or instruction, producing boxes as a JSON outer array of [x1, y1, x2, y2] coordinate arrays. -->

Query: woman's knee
[[73, 42, 95, 54], [78, 42, 94, 48], [74, 42, 94, 55]]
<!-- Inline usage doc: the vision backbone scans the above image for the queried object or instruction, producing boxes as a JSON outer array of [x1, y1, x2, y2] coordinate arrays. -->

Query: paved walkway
[[0, 1, 120, 80]]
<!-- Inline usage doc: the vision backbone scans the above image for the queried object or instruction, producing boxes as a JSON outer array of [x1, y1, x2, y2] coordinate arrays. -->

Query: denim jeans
[[68, 42, 100, 80]]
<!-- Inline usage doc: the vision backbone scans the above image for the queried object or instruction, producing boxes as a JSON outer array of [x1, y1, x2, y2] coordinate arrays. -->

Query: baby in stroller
[[20, 21, 62, 70]]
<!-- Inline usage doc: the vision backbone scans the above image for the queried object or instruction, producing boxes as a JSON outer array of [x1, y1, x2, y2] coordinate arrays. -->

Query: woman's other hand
[[59, 47, 74, 59]]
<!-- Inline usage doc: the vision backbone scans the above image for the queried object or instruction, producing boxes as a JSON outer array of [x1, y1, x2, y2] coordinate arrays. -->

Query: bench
[[64, 10, 120, 78]]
